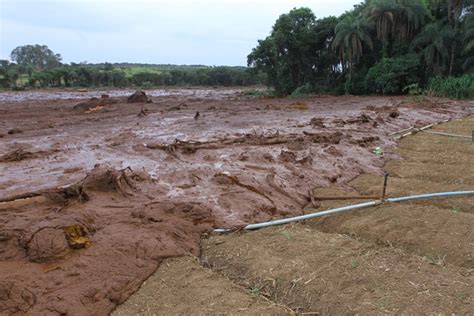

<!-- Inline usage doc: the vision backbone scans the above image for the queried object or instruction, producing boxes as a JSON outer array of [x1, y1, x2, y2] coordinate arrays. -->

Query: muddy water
[[0, 88, 242, 102], [0, 93, 472, 315]]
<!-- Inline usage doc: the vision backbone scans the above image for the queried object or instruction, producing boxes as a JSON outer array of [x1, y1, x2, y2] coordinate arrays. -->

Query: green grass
[[428, 74, 474, 99]]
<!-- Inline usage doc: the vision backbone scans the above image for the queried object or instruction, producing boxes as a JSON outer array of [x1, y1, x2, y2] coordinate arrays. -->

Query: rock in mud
[[346, 113, 371, 124], [279, 150, 297, 163], [127, 90, 152, 103], [26, 227, 71, 263], [7, 128, 23, 135], [389, 109, 400, 118], [310, 117, 325, 128], [311, 132, 343, 144]]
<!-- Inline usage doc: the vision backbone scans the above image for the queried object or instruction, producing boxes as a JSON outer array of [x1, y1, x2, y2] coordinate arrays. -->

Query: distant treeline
[[0, 46, 265, 89]]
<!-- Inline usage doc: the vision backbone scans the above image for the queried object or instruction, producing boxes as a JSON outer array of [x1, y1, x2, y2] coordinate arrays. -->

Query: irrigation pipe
[[421, 130, 473, 140], [214, 190, 474, 233]]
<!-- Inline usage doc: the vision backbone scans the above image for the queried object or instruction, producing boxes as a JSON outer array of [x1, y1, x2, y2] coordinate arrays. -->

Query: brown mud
[[0, 90, 472, 315]]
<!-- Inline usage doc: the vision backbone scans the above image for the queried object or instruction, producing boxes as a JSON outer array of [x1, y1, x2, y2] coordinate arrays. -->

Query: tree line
[[248, 0, 474, 97], [0, 45, 264, 89]]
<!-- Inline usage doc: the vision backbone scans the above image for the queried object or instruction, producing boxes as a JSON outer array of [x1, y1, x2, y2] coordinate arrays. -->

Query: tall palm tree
[[332, 16, 374, 70], [412, 20, 454, 75], [369, 0, 398, 41], [447, 0, 465, 75], [462, 12, 474, 70], [332, 16, 373, 94], [393, 0, 429, 41]]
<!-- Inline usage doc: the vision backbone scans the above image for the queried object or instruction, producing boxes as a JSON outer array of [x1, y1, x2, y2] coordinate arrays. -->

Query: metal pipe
[[244, 201, 380, 230], [214, 190, 474, 232], [421, 130, 473, 139], [386, 191, 474, 203]]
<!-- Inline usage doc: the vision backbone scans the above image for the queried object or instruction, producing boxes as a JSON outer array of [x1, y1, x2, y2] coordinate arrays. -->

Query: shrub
[[427, 74, 474, 99], [365, 54, 421, 94]]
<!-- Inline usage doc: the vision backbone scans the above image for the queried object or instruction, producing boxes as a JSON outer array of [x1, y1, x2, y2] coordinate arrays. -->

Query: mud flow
[[0, 89, 472, 315]]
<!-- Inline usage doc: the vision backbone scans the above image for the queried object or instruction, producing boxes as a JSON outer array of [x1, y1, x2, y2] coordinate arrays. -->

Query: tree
[[369, 0, 397, 42], [332, 16, 373, 71], [412, 20, 453, 75], [10, 44, 62, 70], [463, 11, 474, 70], [393, 0, 428, 41], [248, 7, 318, 95], [368, 0, 428, 54]]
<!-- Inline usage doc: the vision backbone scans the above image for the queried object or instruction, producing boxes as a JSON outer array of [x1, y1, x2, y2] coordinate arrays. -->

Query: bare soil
[[112, 257, 289, 315], [0, 89, 472, 315]]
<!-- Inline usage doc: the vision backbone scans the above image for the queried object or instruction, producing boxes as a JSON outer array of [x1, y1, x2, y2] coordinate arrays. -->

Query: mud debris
[[309, 116, 325, 128], [7, 128, 23, 135], [73, 97, 119, 111], [26, 227, 71, 263], [127, 90, 152, 103], [0, 93, 471, 315], [64, 224, 92, 249], [0, 147, 35, 162]]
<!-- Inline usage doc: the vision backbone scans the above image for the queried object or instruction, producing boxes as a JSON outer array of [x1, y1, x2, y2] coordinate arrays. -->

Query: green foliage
[[248, 8, 340, 95], [368, 0, 428, 42], [248, 0, 473, 95], [411, 20, 454, 75], [365, 54, 421, 94], [403, 83, 423, 95], [10, 44, 62, 70], [290, 83, 314, 98], [427, 74, 474, 99], [332, 16, 373, 68]]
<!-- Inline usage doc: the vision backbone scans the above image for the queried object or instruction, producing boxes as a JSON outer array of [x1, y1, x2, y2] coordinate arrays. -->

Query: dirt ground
[[0, 88, 473, 315]]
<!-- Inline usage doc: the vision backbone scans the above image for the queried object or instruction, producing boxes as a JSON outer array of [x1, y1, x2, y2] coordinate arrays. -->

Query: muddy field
[[0, 89, 473, 315]]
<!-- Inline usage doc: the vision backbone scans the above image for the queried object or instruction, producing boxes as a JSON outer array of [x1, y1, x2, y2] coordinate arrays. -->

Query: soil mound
[[127, 90, 152, 103]]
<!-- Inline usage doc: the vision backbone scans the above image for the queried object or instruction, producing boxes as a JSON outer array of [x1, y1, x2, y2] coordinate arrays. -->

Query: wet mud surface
[[0, 90, 472, 315]]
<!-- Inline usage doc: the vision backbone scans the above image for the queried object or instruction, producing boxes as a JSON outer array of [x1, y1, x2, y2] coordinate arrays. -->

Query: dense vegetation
[[0, 45, 263, 89], [248, 0, 474, 98]]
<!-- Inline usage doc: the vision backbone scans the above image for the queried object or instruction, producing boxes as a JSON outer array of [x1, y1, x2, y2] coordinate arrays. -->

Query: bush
[[365, 54, 421, 94], [427, 74, 474, 99], [290, 83, 313, 98]]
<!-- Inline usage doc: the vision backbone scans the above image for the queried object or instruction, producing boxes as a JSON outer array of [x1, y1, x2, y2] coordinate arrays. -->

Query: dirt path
[[0, 91, 472, 315]]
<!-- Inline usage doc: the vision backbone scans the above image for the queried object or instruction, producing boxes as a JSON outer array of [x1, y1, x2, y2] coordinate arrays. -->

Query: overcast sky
[[1, 0, 360, 66]]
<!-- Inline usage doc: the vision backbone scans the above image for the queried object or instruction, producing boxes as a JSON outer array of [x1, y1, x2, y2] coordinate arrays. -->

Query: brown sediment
[[0, 90, 472, 315]]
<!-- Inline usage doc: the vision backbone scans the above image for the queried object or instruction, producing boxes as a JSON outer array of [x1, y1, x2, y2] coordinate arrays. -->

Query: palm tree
[[332, 16, 373, 70], [332, 16, 373, 93], [369, 0, 398, 42], [462, 12, 474, 70], [447, 0, 466, 75], [393, 0, 428, 41], [412, 20, 454, 75]]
